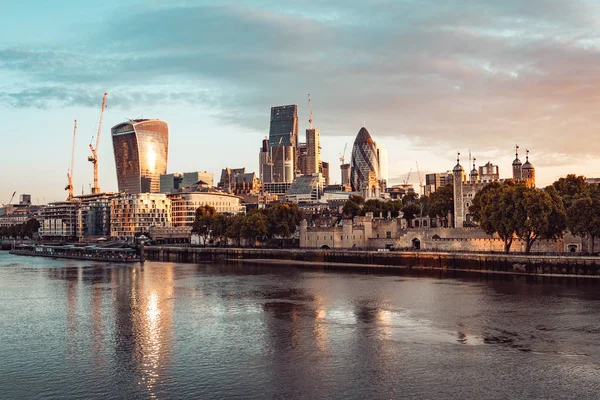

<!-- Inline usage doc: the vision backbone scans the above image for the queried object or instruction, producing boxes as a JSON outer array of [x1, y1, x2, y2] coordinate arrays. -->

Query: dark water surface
[[1, 252, 599, 399]]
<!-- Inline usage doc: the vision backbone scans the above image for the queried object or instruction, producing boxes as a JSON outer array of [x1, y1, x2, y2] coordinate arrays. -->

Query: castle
[[453, 146, 535, 228]]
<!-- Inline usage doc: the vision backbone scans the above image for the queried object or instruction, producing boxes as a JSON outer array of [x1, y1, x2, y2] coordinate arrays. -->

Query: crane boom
[[339, 143, 348, 165], [88, 92, 108, 194], [66, 119, 77, 200], [416, 161, 423, 196], [403, 168, 412, 185]]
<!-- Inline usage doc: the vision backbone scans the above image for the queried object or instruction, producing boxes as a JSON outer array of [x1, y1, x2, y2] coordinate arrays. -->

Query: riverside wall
[[144, 246, 600, 277]]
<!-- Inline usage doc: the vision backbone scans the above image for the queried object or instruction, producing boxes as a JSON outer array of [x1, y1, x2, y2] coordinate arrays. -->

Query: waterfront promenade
[[144, 246, 600, 278]]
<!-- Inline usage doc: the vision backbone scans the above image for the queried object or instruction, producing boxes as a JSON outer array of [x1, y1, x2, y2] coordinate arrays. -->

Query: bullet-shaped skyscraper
[[112, 119, 169, 194]]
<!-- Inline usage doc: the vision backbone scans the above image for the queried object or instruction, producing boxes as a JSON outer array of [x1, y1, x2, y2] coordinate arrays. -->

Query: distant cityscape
[[1, 93, 599, 253]]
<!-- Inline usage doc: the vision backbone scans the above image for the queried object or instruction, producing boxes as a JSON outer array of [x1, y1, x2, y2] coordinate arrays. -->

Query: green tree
[[401, 202, 421, 223], [427, 183, 454, 226], [470, 181, 519, 253], [567, 187, 600, 252], [192, 205, 218, 246], [265, 203, 302, 239], [241, 212, 269, 246], [552, 174, 589, 209], [342, 195, 364, 217], [514, 186, 566, 254], [225, 214, 245, 246]]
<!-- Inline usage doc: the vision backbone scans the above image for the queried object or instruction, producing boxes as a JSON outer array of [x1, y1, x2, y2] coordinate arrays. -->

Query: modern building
[[350, 127, 380, 198], [268, 105, 298, 183], [170, 190, 245, 227], [268, 105, 298, 149], [340, 163, 351, 186], [111, 119, 169, 194], [305, 127, 320, 175], [425, 172, 453, 195], [39, 201, 80, 241], [75, 193, 115, 239], [286, 174, 323, 203], [161, 171, 214, 193], [110, 193, 172, 239], [320, 161, 330, 186], [259, 138, 270, 182]]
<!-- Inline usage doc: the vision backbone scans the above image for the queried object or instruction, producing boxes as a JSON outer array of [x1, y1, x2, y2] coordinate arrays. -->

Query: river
[[0, 252, 599, 399]]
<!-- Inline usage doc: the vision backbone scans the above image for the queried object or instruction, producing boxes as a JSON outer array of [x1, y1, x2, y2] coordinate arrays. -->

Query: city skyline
[[2, 0, 600, 202]]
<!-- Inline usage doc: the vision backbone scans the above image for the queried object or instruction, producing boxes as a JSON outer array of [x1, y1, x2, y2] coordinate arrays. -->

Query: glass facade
[[112, 119, 169, 194], [350, 127, 379, 192], [268, 105, 298, 149]]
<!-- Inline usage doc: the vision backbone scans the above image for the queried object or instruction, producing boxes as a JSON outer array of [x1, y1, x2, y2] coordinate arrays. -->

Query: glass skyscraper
[[268, 105, 298, 148], [350, 127, 379, 192], [111, 119, 169, 194]]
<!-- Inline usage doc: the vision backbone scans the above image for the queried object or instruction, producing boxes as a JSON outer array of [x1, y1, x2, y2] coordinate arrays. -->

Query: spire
[[526, 149, 529, 162], [308, 94, 313, 129], [515, 144, 519, 159], [453, 151, 463, 173], [473, 157, 476, 170]]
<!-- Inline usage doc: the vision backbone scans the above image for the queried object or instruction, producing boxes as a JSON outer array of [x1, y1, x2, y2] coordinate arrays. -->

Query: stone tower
[[453, 153, 465, 228], [521, 149, 535, 188], [512, 144, 522, 182]]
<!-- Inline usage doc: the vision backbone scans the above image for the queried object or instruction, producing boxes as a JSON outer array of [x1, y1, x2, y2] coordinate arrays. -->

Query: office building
[[110, 193, 172, 239], [350, 127, 380, 198], [268, 105, 298, 183], [111, 119, 169, 194], [341, 163, 351, 186], [170, 190, 245, 227], [305, 128, 320, 175], [259, 138, 270, 182], [321, 161, 330, 186]]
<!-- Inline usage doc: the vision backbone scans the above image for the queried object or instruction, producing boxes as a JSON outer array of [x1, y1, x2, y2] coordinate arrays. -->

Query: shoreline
[[143, 246, 600, 278], [234, 258, 600, 279]]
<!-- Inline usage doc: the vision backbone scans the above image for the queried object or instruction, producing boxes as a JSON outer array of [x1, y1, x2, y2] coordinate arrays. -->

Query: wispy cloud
[[2, 0, 600, 159]]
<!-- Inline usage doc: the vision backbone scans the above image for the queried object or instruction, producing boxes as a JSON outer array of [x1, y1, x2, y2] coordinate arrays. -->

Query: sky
[[2, 0, 600, 203]]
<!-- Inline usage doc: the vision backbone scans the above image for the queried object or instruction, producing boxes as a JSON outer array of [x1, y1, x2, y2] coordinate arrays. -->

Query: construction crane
[[308, 93, 313, 129], [4, 191, 16, 207], [88, 92, 108, 194], [339, 143, 348, 165], [416, 161, 423, 197], [403, 168, 412, 185], [65, 119, 77, 200]]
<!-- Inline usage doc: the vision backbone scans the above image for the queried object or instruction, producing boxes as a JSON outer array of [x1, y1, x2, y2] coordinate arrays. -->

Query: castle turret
[[453, 152, 465, 228], [521, 149, 535, 188], [470, 157, 479, 183], [512, 144, 522, 181]]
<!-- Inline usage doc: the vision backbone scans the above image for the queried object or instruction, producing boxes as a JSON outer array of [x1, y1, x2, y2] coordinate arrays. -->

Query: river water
[[0, 252, 599, 399]]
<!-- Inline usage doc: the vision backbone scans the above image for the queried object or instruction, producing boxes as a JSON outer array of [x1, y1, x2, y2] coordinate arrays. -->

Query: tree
[[241, 212, 269, 246], [210, 213, 231, 246], [552, 175, 589, 210], [567, 187, 600, 252], [514, 186, 566, 254], [265, 204, 301, 240], [192, 205, 218, 246], [401, 203, 421, 223], [225, 214, 245, 246], [342, 195, 364, 217], [427, 183, 454, 226], [470, 181, 519, 253]]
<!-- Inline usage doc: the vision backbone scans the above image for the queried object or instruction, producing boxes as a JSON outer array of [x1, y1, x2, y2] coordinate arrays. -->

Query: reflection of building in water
[[111, 266, 174, 398]]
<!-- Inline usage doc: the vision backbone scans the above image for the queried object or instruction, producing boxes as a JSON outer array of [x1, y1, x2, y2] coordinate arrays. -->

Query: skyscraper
[[350, 127, 379, 196], [112, 119, 169, 194], [268, 105, 298, 183], [268, 105, 298, 148], [305, 128, 320, 175]]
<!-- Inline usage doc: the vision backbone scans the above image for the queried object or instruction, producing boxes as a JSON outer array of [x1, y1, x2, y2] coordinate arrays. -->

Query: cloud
[[2, 0, 600, 159]]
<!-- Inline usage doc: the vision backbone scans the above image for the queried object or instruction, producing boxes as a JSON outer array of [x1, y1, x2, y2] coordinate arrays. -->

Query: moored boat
[[9, 244, 140, 263]]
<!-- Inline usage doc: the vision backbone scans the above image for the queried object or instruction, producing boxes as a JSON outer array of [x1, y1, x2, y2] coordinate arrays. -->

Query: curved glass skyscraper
[[350, 127, 379, 192], [112, 119, 169, 194]]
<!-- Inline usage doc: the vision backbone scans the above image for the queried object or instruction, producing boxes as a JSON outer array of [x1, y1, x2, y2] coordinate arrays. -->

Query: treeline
[[192, 203, 301, 246], [342, 183, 454, 226], [471, 175, 600, 253], [0, 218, 40, 239]]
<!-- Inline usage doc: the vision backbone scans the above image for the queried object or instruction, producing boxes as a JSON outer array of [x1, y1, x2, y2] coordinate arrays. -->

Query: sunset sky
[[2, 0, 599, 203]]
